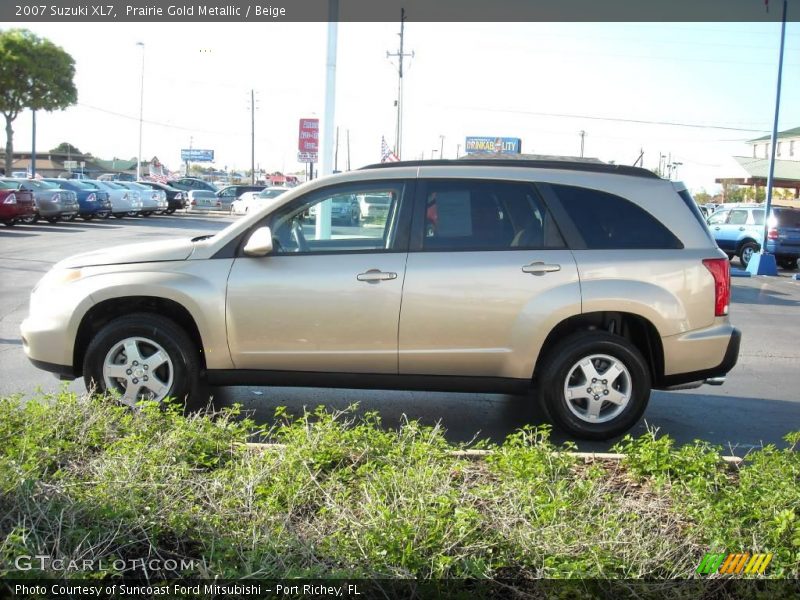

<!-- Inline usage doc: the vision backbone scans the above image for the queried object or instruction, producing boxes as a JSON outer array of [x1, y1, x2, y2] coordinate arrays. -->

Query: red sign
[[298, 118, 319, 158]]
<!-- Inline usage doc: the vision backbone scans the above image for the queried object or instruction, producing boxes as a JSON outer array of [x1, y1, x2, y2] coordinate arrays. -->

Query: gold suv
[[21, 160, 740, 439]]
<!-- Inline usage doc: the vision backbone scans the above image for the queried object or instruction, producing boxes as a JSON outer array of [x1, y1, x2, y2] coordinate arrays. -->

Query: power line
[[447, 105, 771, 134], [77, 102, 240, 136]]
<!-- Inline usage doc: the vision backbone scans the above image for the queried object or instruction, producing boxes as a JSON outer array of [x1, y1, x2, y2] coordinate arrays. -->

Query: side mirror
[[243, 226, 273, 257]]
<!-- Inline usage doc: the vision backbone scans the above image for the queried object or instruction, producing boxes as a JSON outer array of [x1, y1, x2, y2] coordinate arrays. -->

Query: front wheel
[[535, 331, 651, 440], [83, 313, 200, 407]]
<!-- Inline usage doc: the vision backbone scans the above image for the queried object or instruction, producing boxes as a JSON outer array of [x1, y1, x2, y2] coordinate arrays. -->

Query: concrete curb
[[731, 269, 752, 278], [243, 443, 743, 467]]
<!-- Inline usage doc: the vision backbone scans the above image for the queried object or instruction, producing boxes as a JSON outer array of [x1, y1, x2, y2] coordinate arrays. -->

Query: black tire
[[166, 208, 176, 215], [83, 313, 200, 406], [534, 331, 651, 440], [46, 217, 60, 223], [66, 214, 77, 222], [113, 213, 125, 219], [3, 220, 15, 227], [778, 258, 798, 270], [142, 212, 152, 217], [81, 214, 94, 221], [738, 241, 759, 268]]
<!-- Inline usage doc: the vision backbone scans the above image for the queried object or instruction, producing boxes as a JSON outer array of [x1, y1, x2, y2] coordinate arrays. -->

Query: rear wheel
[[19, 214, 36, 224], [738, 241, 758, 268], [46, 217, 60, 223], [778, 257, 798, 270], [83, 313, 200, 407], [81, 214, 94, 221], [65, 214, 77, 222], [113, 213, 125, 219], [535, 331, 651, 440], [3, 220, 15, 227]]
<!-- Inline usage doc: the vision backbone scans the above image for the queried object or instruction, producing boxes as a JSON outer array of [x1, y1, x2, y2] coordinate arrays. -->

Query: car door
[[226, 179, 413, 373], [707, 209, 732, 251], [398, 178, 580, 380]]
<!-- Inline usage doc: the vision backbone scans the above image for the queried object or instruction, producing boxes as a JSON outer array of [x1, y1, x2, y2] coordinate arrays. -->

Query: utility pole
[[334, 126, 340, 172], [456, 143, 461, 158], [346, 129, 351, 171], [439, 135, 445, 159], [136, 42, 145, 181], [387, 8, 414, 159], [30, 110, 36, 178], [249, 89, 256, 185], [579, 130, 586, 158]]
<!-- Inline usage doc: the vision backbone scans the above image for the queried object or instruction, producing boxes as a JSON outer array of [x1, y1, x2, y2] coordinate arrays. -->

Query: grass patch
[[0, 392, 797, 580]]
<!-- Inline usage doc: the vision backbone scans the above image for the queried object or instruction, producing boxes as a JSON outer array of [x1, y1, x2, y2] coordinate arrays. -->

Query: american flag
[[381, 136, 400, 163], [148, 158, 170, 183]]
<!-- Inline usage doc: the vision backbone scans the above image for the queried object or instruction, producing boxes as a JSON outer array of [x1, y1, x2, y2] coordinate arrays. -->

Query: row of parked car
[[0, 177, 292, 225]]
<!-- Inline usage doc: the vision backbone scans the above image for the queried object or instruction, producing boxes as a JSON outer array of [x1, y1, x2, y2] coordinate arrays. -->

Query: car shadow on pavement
[[205, 386, 799, 457]]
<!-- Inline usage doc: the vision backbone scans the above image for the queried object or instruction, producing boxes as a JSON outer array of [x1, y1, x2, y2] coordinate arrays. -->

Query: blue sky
[[8, 20, 800, 192]]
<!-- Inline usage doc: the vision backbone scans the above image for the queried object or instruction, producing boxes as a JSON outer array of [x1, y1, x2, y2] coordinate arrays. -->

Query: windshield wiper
[[191, 234, 214, 242]]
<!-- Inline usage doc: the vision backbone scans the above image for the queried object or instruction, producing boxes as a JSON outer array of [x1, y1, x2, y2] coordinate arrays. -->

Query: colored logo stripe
[[698, 552, 773, 575]]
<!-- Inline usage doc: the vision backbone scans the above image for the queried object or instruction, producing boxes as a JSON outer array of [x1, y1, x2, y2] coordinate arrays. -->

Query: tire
[[166, 208, 176, 215], [66, 214, 77, 222], [83, 313, 200, 407], [46, 217, 60, 224], [113, 213, 125, 219], [19, 215, 36, 224], [738, 241, 758, 268], [534, 331, 651, 440], [779, 257, 798, 270], [81, 214, 94, 221], [142, 212, 152, 217], [3, 220, 15, 227]]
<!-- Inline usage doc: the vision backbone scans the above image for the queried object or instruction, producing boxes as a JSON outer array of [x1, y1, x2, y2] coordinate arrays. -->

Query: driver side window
[[269, 183, 404, 254]]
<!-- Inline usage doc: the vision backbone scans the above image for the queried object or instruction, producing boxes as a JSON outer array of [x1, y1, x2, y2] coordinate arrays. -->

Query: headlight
[[32, 268, 83, 293]]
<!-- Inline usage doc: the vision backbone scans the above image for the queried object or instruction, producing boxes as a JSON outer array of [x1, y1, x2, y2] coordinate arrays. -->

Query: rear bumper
[[656, 327, 741, 389]]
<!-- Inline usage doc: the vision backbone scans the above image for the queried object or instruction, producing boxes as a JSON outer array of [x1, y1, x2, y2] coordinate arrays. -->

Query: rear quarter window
[[547, 184, 683, 250]]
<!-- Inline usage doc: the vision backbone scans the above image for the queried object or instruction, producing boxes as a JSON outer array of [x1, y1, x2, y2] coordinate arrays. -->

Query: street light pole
[[136, 42, 145, 181], [439, 135, 445, 159], [750, 0, 788, 276]]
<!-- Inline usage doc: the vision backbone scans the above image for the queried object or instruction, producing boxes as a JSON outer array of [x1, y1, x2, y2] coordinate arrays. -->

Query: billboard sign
[[298, 118, 319, 162], [181, 149, 214, 162], [464, 137, 522, 155]]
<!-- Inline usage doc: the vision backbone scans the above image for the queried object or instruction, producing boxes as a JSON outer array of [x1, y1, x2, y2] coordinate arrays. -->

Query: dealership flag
[[381, 136, 400, 163]]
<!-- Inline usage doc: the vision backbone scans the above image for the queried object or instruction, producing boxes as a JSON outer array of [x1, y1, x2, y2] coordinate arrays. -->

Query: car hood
[[56, 238, 196, 268]]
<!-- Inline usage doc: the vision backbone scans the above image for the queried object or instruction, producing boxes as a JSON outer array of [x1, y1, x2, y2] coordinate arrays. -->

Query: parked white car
[[115, 182, 168, 216], [85, 180, 142, 218], [230, 187, 290, 215]]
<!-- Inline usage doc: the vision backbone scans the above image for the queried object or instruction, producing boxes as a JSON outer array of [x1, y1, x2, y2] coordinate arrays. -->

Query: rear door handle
[[357, 269, 397, 283], [522, 262, 561, 275]]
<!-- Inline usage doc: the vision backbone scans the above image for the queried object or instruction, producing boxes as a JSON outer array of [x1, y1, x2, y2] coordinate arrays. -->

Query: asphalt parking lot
[[2, 214, 799, 454]]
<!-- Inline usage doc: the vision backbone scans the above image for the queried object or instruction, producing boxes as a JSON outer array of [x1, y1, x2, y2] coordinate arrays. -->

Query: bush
[[0, 392, 797, 581]]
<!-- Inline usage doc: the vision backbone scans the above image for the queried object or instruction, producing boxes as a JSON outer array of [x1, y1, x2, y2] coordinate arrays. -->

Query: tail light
[[767, 227, 778, 240], [52, 193, 61, 203], [190, 198, 197, 206], [3, 193, 17, 205], [175, 192, 183, 200], [123, 193, 129, 201], [702, 258, 730, 317], [86, 193, 96, 202]]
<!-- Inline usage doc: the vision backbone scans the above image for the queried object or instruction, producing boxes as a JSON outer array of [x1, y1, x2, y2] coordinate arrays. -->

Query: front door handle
[[714, 226, 721, 230], [357, 269, 397, 283], [739, 227, 746, 231], [522, 262, 561, 275]]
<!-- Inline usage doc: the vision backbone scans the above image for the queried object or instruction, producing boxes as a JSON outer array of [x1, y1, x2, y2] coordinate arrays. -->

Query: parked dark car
[[767, 206, 800, 270], [0, 180, 36, 226], [137, 181, 186, 213], [167, 177, 218, 193], [43, 178, 112, 220]]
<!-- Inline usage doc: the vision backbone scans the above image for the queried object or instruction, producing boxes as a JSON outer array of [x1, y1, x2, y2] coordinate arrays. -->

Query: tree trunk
[[4, 114, 13, 176]]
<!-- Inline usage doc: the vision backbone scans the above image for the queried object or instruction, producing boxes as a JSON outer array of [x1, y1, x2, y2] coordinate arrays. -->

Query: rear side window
[[420, 180, 565, 251], [752, 210, 765, 226], [728, 210, 748, 225], [548, 184, 683, 249], [775, 209, 800, 228]]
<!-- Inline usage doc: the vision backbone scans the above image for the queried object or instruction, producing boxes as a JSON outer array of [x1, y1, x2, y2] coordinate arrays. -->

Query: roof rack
[[360, 159, 661, 179]]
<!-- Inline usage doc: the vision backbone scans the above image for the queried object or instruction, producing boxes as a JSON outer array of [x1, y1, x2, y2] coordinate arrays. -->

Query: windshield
[[258, 189, 288, 199]]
